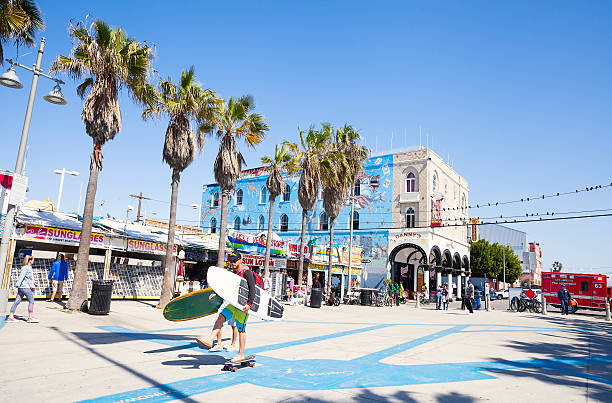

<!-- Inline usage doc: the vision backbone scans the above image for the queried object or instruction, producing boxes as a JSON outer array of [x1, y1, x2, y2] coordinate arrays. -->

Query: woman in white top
[[7, 255, 39, 323]]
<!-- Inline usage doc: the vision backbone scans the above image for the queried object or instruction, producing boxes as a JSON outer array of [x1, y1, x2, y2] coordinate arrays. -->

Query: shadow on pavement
[[283, 389, 478, 402], [161, 353, 227, 369], [487, 315, 612, 403], [72, 331, 194, 345], [50, 326, 201, 403]]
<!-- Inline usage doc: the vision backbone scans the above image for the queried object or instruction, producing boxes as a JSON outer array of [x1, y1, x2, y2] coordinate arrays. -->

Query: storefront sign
[[128, 239, 177, 255], [24, 225, 105, 247], [469, 218, 480, 242], [287, 242, 309, 258], [309, 263, 362, 276], [392, 231, 423, 241], [228, 231, 287, 257], [242, 253, 286, 268]]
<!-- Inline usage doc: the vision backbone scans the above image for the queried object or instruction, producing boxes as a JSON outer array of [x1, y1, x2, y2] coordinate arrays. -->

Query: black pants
[[461, 297, 466, 310], [465, 298, 473, 313], [395, 292, 400, 306]]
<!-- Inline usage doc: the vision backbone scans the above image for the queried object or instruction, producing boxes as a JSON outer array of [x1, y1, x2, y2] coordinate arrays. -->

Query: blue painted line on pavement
[[79, 322, 612, 403], [0, 316, 5, 331]]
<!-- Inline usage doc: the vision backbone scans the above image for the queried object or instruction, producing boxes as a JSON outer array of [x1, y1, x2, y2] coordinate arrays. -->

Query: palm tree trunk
[[158, 170, 179, 309], [216, 189, 230, 268], [263, 196, 276, 278], [297, 209, 308, 285], [67, 149, 100, 311], [327, 218, 335, 298]]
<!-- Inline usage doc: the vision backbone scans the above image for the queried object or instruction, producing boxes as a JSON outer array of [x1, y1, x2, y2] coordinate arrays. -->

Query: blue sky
[[1, 1, 610, 273]]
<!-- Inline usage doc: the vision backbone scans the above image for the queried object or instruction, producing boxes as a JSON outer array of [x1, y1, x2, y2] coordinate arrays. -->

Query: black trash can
[[89, 280, 114, 315], [360, 289, 373, 306], [310, 288, 323, 308]]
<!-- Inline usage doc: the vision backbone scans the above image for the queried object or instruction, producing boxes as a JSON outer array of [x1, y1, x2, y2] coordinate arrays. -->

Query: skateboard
[[222, 355, 256, 372]]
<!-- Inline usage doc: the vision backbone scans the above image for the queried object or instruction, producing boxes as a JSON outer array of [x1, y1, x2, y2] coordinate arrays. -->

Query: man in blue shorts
[[196, 252, 259, 362]]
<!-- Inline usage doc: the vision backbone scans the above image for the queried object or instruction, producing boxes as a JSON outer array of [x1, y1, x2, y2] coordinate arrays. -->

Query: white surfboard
[[207, 266, 284, 321]]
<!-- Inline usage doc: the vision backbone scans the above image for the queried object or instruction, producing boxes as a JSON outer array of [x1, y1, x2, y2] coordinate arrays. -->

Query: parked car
[[491, 289, 509, 300]]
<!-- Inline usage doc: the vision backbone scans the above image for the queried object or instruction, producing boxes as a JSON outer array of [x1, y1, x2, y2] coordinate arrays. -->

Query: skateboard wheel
[[249, 362, 255, 367], [231, 367, 237, 372]]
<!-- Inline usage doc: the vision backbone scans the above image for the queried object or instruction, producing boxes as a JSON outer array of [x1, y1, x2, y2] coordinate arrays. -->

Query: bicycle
[[514, 293, 542, 313]]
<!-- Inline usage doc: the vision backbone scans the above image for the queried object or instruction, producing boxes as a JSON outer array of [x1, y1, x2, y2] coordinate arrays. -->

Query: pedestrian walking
[[435, 285, 442, 310], [393, 283, 400, 306], [47, 253, 69, 302], [6, 256, 39, 323], [557, 284, 571, 315], [442, 284, 449, 310], [465, 280, 474, 314]]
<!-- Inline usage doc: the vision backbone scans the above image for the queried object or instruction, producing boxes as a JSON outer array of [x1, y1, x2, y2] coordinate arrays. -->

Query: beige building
[[387, 148, 470, 299]]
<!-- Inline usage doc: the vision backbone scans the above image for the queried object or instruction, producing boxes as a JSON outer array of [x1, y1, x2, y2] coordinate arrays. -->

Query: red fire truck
[[542, 271, 610, 313]]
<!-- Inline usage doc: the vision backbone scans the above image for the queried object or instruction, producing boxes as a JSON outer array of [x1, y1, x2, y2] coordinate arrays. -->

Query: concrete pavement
[[1, 298, 611, 402]]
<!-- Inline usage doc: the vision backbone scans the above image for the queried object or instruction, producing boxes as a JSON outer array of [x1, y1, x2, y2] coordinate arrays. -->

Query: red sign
[[24, 225, 105, 246], [128, 239, 177, 255], [430, 219, 442, 227], [288, 242, 309, 258]]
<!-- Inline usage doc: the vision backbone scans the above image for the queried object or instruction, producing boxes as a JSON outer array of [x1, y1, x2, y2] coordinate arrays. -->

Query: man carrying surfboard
[[196, 252, 258, 363]]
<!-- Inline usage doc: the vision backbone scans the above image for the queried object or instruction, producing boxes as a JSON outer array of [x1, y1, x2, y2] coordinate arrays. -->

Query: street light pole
[[347, 184, 355, 298], [0, 38, 48, 292], [502, 246, 506, 289], [54, 168, 79, 211]]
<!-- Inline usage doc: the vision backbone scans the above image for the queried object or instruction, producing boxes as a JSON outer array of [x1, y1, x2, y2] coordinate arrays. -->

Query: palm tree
[[0, 0, 44, 65], [260, 143, 299, 278], [212, 96, 269, 268], [142, 67, 220, 308], [292, 125, 332, 285], [321, 124, 368, 297], [51, 19, 153, 310]]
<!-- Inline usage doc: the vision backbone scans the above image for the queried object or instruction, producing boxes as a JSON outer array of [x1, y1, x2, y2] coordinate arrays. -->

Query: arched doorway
[[389, 243, 427, 297]]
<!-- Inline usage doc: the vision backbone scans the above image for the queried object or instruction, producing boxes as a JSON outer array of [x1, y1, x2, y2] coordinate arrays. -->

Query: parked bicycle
[[511, 292, 542, 313]]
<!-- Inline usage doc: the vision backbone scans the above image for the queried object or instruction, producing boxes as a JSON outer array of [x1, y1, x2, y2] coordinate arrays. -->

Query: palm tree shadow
[[161, 353, 227, 369]]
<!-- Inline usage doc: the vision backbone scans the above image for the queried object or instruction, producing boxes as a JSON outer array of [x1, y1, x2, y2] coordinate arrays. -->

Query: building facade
[[201, 148, 470, 298]]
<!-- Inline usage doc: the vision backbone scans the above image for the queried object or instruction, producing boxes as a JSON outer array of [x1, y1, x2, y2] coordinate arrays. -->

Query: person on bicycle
[[558, 284, 571, 315]]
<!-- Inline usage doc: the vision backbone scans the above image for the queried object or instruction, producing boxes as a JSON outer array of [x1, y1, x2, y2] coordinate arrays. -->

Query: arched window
[[260, 186, 268, 204], [258, 215, 265, 232], [406, 208, 415, 228], [236, 189, 243, 205], [280, 214, 289, 232], [319, 212, 329, 231], [406, 172, 416, 192], [433, 172, 438, 192], [212, 191, 219, 207], [354, 181, 361, 196], [370, 175, 380, 187], [210, 217, 217, 234], [282, 183, 291, 202], [234, 216, 241, 230], [352, 211, 360, 230]]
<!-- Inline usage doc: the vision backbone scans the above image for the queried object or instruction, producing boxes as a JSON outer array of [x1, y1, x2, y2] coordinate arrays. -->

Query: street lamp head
[[43, 84, 67, 105], [127, 205, 134, 212], [192, 204, 199, 209], [0, 65, 23, 89]]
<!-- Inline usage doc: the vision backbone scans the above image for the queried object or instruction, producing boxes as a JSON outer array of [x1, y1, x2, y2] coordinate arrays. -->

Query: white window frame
[[406, 172, 417, 192], [210, 217, 217, 234], [281, 183, 291, 202], [406, 208, 415, 228], [236, 188, 243, 206], [212, 191, 219, 207], [319, 211, 329, 231], [260, 186, 268, 204]]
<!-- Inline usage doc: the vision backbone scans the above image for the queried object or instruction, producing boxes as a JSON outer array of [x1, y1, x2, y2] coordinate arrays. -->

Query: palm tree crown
[[0, 0, 44, 64], [51, 18, 154, 150]]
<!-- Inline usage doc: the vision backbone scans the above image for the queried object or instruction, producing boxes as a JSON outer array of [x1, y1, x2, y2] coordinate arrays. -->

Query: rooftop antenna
[[375, 136, 378, 153], [419, 125, 422, 149], [431, 134, 434, 151], [426, 131, 429, 150], [390, 131, 394, 151]]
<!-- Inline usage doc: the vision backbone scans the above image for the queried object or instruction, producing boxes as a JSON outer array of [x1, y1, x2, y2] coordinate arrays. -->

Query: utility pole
[[347, 183, 355, 298], [129, 192, 151, 223], [502, 246, 506, 289]]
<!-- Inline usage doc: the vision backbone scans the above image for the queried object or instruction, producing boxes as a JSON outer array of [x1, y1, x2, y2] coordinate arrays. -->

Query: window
[[234, 216, 241, 230], [433, 173, 438, 192], [282, 183, 291, 202], [236, 189, 243, 205], [260, 186, 267, 204], [461, 194, 466, 212], [406, 208, 415, 228], [354, 181, 361, 196], [581, 281, 589, 292], [319, 212, 329, 231], [444, 183, 448, 195], [280, 214, 289, 232], [210, 217, 217, 234], [212, 191, 219, 207], [352, 211, 360, 230], [258, 215, 265, 232], [406, 172, 416, 192]]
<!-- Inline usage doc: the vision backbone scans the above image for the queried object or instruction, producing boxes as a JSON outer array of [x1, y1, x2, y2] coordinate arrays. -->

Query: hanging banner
[[228, 231, 287, 257], [310, 245, 341, 264], [342, 247, 363, 268], [287, 242, 309, 259], [127, 239, 177, 255], [24, 225, 105, 247]]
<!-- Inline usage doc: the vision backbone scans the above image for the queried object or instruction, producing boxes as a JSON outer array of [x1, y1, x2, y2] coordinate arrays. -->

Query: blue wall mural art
[[201, 155, 394, 285]]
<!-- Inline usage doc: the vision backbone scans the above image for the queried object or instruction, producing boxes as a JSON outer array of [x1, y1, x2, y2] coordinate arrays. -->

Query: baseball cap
[[228, 251, 242, 262]]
